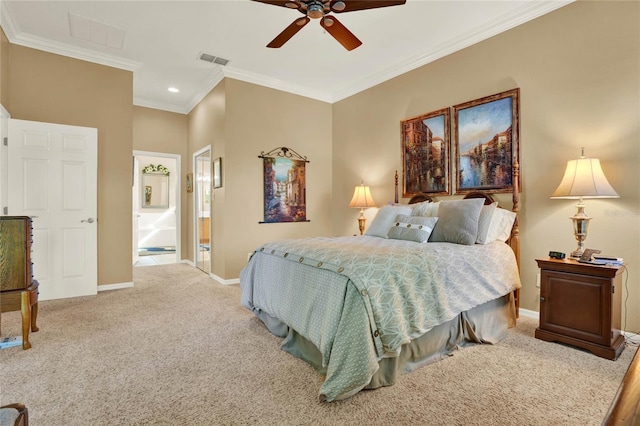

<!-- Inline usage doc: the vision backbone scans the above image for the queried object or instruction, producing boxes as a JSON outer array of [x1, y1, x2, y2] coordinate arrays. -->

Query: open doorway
[[194, 147, 212, 273], [133, 151, 181, 266]]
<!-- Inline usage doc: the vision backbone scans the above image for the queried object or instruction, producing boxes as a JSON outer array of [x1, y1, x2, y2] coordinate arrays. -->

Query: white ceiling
[[1, 0, 572, 114]]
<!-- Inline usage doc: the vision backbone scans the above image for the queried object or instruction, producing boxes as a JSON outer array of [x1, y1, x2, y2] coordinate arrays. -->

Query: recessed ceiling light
[[168, 87, 179, 93]]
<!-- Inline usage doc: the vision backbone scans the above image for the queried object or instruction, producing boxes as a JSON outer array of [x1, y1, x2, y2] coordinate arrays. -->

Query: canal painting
[[401, 108, 450, 196], [453, 89, 520, 193], [263, 157, 307, 223]]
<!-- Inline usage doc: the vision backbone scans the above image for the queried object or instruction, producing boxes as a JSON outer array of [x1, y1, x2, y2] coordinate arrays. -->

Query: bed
[[240, 166, 522, 402]]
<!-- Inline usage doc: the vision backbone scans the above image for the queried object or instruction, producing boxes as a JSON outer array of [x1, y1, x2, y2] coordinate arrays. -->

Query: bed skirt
[[254, 293, 516, 398]]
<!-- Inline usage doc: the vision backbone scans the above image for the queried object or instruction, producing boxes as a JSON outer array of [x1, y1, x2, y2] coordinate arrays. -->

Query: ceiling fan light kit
[[253, 0, 406, 50]]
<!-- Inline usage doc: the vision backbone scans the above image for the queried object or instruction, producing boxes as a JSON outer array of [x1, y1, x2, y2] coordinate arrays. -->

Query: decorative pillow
[[365, 205, 412, 238], [476, 202, 499, 244], [428, 198, 485, 245], [485, 208, 517, 243], [410, 201, 440, 217], [387, 215, 438, 243]]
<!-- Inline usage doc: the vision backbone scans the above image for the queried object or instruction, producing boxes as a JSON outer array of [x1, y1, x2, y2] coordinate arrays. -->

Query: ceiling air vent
[[198, 52, 229, 66]]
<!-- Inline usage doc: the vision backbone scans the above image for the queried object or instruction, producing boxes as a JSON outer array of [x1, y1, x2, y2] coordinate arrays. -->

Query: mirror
[[142, 172, 170, 209]]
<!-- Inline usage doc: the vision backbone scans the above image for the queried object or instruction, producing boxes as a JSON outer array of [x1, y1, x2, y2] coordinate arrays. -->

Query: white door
[[8, 118, 98, 300]]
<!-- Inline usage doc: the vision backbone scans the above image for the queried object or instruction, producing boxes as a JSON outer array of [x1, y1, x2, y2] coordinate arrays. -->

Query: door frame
[[133, 150, 181, 264], [0, 104, 10, 215], [193, 145, 211, 272]]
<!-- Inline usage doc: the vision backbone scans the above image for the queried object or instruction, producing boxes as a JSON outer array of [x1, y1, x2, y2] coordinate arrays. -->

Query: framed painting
[[401, 107, 451, 197], [213, 157, 222, 189], [186, 172, 193, 193], [259, 147, 309, 223], [453, 88, 520, 194]]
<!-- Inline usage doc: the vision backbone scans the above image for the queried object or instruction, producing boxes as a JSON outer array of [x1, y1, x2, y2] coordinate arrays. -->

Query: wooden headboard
[[395, 162, 521, 315]]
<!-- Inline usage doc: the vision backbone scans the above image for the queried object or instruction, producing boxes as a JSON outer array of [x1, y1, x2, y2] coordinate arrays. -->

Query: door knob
[[81, 218, 95, 223]]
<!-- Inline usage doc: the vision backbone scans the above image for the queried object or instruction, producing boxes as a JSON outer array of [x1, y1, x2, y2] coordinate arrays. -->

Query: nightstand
[[535, 258, 625, 360]]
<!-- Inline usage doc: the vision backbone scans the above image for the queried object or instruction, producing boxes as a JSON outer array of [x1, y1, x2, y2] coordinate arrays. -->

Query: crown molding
[[0, 0, 20, 39], [1, 0, 141, 72], [222, 66, 333, 104], [7, 32, 141, 72], [133, 98, 190, 115], [329, 0, 574, 102], [2, 0, 573, 113], [183, 67, 226, 114]]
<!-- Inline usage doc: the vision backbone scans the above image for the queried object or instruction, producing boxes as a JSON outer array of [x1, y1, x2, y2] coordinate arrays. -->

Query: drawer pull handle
[[540, 296, 546, 302]]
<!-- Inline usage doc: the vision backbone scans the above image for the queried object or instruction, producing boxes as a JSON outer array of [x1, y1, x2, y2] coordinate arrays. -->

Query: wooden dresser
[[0, 216, 39, 349]]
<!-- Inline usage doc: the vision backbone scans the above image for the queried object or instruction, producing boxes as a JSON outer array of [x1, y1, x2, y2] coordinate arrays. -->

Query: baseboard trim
[[519, 308, 539, 320], [210, 273, 239, 286], [98, 282, 134, 292]]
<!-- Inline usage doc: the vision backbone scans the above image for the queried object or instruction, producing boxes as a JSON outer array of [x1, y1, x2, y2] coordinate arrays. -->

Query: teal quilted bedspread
[[240, 236, 520, 401]]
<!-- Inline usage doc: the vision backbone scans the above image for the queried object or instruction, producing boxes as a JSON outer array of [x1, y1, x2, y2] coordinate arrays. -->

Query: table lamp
[[349, 183, 377, 235], [550, 148, 619, 259]]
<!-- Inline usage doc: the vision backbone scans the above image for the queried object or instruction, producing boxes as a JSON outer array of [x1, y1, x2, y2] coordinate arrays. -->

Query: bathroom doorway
[[133, 151, 181, 266], [194, 147, 211, 273]]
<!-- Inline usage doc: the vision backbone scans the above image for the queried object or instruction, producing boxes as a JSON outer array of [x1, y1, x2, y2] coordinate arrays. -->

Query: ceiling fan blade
[[320, 16, 362, 51], [267, 17, 311, 48], [330, 0, 406, 13]]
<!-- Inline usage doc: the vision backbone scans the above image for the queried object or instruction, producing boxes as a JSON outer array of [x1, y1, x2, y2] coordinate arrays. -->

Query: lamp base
[[357, 209, 366, 235], [569, 200, 591, 260], [569, 249, 584, 260]]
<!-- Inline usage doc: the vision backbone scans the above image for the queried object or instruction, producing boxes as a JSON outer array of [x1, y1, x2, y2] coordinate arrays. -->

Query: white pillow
[[387, 215, 438, 243], [485, 208, 517, 243], [476, 202, 498, 244], [411, 201, 440, 217], [365, 205, 412, 238]]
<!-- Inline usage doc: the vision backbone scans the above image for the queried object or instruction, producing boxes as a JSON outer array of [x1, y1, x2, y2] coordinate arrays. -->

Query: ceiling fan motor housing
[[307, 2, 324, 19]]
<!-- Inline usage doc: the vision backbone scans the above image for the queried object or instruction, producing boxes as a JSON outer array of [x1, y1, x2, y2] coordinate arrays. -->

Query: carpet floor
[[0, 263, 636, 425]]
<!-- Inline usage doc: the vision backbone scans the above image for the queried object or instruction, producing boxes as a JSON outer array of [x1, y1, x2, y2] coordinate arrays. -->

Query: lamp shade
[[349, 184, 377, 208], [550, 157, 619, 199]]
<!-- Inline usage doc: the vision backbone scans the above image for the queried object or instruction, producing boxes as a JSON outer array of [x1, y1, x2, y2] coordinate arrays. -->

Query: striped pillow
[[387, 215, 438, 243]]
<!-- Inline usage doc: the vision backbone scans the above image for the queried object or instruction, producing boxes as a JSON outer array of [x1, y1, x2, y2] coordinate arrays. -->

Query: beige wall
[[6, 43, 134, 287], [133, 106, 189, 259], [2, 1, 637, 331], [332, 1, 640, 330], [187, 80, 227, 274], [223, 79, 333, 277], [188, 79, 333, 279]]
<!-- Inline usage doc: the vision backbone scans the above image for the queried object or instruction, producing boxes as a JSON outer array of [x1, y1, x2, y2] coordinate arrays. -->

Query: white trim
[[0, 0, 22, 42], [0, 104, 10, 217], [133, 98, 190, 115], [624, 331, 640, 344], [183, 67, 226, 114], [98, 282, 134, 292], [192, 145, 211, 272], [210, 273, 239, 286], [1, 0, 573, 113], [221, 66, 332, 104], [1, 1, 141, 72], [330, 1, 574, 102], [519, 308, 539, 320], [6, 32, 141, 73]]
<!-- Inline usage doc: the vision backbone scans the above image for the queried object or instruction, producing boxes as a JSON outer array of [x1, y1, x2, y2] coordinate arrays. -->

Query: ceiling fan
[[252, 0, 406, 51]]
